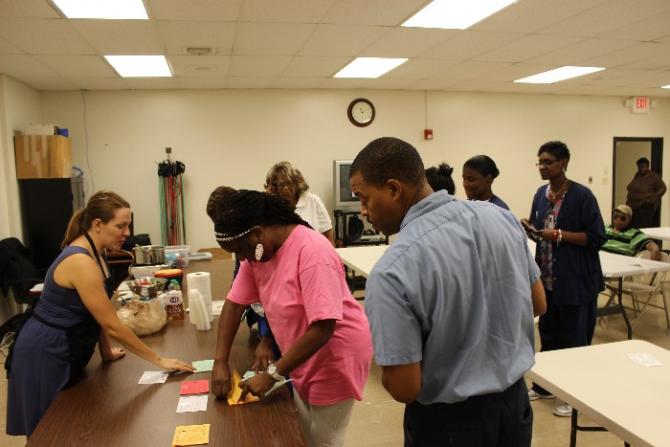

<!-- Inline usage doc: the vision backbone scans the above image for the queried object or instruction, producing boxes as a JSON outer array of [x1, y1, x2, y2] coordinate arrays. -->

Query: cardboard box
[[14, 135, 71, 179]]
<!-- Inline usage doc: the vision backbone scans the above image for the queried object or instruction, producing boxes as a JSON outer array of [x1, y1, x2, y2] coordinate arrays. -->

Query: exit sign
[[632, 96, 650, 114]]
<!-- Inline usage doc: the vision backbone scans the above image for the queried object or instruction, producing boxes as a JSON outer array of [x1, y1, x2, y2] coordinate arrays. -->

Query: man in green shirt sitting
[[602, 204, 661, 259]]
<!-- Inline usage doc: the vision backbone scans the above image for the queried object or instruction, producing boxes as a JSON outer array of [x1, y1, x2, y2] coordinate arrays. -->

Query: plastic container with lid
[[165, 245, 190, 268]]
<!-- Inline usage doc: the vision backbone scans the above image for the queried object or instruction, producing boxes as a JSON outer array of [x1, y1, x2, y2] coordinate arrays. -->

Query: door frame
[[612, 136, 664, 225]]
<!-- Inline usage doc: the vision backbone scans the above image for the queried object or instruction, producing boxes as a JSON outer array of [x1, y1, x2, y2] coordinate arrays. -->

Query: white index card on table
[[176, 395, 209, 413], [138, 370, 170, 384], [628, 353, 664, 367]]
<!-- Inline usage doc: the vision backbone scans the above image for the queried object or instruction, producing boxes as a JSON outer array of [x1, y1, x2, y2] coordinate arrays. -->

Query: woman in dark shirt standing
[[521, 141, 606, 417], [462, 155, 510, 210]]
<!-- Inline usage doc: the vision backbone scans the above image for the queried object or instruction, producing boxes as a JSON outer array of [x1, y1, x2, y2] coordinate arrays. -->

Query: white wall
[[0, 75, 42, 241], [39, 89, 670, 250]]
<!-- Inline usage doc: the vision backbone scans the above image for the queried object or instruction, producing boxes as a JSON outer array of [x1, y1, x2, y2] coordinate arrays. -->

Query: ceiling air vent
[[185, 47, 215, 56]]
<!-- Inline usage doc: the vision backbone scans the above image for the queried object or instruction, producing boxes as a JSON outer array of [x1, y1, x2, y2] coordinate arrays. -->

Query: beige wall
[[35, 89, 670, 250], [0, 75, 42, 241]]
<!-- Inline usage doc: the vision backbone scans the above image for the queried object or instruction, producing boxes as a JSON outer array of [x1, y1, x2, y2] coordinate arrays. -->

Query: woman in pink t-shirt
[[209, 189, 372, 447]]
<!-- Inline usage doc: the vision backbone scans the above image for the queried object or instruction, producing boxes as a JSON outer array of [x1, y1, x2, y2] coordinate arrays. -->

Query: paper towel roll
[[187, 272, 213, 322], [188, 289, 210, 331]]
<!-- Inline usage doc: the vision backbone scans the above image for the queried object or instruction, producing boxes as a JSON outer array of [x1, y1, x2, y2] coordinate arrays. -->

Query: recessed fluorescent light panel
[[53, 0, 148, 19], [334, 57, 408, 78], [514, 66, 605, 84], [105, 55, 172, 78], [403, 0, 517, 29], [662, 85, 670, 89]]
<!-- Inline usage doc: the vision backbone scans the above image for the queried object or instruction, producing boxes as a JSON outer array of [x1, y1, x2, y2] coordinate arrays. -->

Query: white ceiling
[[0, 0, 669, 96]]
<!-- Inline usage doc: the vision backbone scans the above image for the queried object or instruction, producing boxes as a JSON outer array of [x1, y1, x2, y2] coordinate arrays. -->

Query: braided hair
[[213, 189, 311, 241]]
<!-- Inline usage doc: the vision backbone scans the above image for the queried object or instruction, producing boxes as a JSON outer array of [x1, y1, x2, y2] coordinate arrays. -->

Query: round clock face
[[348, 98, 375, 127]]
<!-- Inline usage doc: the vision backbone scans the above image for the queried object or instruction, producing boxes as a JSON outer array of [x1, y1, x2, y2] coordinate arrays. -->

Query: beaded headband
[[214, 227, 253, 243]]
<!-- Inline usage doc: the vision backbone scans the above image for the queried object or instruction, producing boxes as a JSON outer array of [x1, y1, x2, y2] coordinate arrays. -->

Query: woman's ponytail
[[61, 208, 87, 248]]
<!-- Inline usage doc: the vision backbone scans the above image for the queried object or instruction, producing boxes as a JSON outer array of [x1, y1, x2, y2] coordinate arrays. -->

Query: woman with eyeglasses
[[209, 189, 372, 447], [520, 141, 606, 418], [602, 204, 661, 260], [265, 161, 334, 245]]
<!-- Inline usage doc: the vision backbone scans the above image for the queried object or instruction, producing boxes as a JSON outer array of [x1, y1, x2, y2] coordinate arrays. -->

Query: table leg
[[598, 278, 633, 340], [617, 277, 633, 340], [570, 408, 578, 447]]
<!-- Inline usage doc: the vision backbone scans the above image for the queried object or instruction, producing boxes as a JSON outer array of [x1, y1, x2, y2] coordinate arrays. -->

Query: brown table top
[[27, 319, 306, 446]]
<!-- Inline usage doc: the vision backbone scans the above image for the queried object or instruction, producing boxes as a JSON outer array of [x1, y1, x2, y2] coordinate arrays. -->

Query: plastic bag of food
[[117, 298, 167, 336]]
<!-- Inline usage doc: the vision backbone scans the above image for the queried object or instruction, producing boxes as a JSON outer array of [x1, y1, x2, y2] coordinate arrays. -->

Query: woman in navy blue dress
[[6, 191, 193, 437]]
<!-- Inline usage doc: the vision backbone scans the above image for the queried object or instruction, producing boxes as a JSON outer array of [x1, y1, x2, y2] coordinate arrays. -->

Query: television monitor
[[333, 160, 360, 211]]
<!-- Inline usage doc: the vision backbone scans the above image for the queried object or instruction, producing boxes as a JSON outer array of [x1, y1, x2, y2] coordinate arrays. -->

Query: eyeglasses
[[265, 181, 291, 190], [535, 159, 559, 167]]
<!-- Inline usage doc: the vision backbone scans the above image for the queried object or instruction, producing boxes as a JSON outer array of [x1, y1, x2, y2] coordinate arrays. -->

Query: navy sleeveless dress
[[7, 246, 101, 436]]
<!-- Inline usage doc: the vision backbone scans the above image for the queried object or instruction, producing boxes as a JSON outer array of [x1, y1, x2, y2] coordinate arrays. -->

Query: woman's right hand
[[251, 336, 275, 371], [211, 360, 232, 399], [157, 357, 194, 373]]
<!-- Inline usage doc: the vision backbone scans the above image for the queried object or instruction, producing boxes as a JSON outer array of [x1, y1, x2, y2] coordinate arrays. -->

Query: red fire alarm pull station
[[424, 129, 433, 140]]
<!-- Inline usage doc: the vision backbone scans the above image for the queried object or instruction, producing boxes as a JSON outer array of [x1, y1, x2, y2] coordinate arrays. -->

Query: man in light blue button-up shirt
[[350, 137, 545, 447]]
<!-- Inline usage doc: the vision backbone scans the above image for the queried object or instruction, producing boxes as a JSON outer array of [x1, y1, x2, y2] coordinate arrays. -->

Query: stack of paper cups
[[187, 272, 213, 322], [188, 289, 211, 331]]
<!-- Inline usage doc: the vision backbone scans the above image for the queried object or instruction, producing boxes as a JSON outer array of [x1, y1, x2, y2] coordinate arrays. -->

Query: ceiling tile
[[475, 63, 558, 82], [0, 54, 57, 77], [157, 21, 236, 55], [361, 28, 457, 58], [233, 22, 315, 55], [0, 0, 61, 18], [524, 38, 637, 65], [0, 35, 23, 54], [71, 20, 165, 54], [176, 77, 228, 89], [169, 55, 230, 76], [124, 78, 181, 89], [239, 0, 334, 23], [475, 35, 583, 63], [357, 77, 412, 90], [273, 77, 327, 89], [146, 0, 243, 21], [563, 69, 669, 87], [384, 59, 456, 80], [429, 61, 516, 81], [300, 24, 389, 56], [17, 76, 76, 90], [597, 11, 670, 41], [227, 55, 292, 76], [36, 55, 115, 77], [226, 76, 277, 88], [541, 0, 670, 38], [0, 18, 95, 54], [419, 31, 522, 60], [282, 56, 351, 77], [319, 77, 365, 88], [403, 78, 457, 90], [586, 42, 670, 68], [321, 0, 429, 26], [472, 0, 608, 33]]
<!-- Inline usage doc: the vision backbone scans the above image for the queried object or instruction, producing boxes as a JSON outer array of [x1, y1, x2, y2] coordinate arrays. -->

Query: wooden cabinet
[[14, 135, 71, 179]]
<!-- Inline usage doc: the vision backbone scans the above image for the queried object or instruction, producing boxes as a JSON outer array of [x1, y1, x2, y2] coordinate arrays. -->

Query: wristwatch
[[266, 363, 284, 382]]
